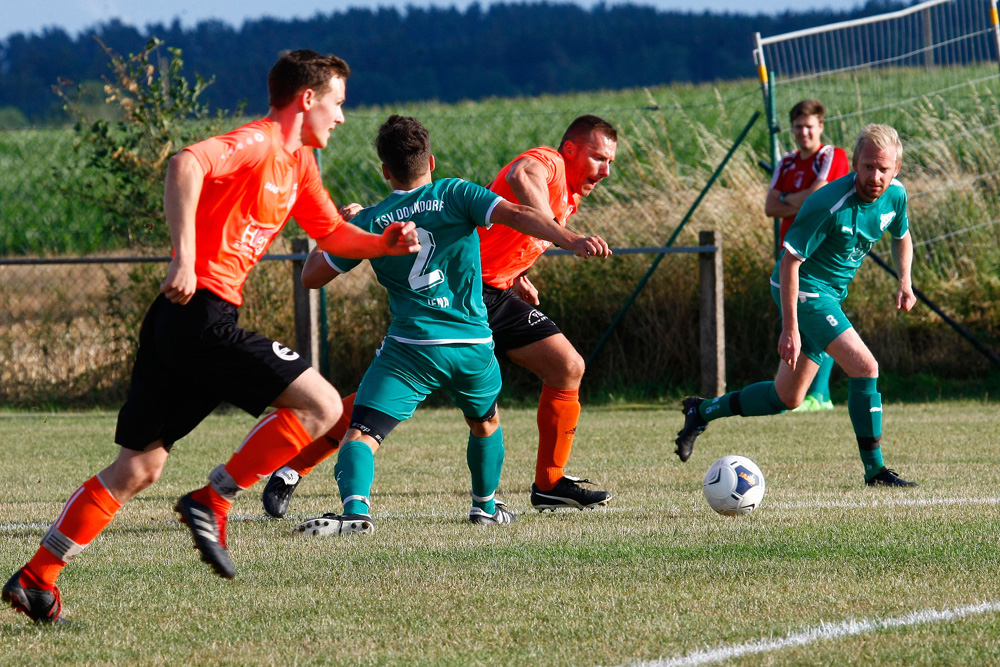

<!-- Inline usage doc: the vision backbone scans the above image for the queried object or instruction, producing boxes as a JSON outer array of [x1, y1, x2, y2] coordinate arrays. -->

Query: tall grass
[[1, 74, 998, 407]]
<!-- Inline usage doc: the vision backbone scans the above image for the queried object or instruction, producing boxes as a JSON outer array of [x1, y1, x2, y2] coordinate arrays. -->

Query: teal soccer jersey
[[770, 173, 909, 300], [325, 178, 502, 344]]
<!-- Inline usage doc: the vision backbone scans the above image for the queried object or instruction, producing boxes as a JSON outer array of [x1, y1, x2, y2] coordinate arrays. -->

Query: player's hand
[[567, 235, 612, 259], [340, 202, 363, 222], [896, 284, 916, 312], [513, 274, 539, 306], [777, 328, 801, 370], [382, 221, 421, 256], [160, 259, 197, 304]]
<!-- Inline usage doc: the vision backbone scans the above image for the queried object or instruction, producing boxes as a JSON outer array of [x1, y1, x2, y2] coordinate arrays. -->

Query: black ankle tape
[[730, 391, 743, 417], [857, 436, 882, 451]]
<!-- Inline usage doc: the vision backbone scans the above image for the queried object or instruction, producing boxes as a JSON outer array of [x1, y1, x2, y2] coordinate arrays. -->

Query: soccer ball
[[703, 455, 765, 516]]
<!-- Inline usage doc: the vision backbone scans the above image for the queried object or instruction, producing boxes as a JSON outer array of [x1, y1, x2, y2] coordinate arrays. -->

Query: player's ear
[[300, 87, 315, 111], [428, 155, 436, 173], [563, 141, 577, 158], [381, 164, 391, 181]]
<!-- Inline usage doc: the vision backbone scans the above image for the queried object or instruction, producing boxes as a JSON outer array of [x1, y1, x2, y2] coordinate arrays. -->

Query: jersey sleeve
[[183, 126, 269, 179], [289, 151, 346, 238], [320, 213, 374, 274], [320, 250, 361, 275], [769, 152, 795, 190], [446, 179, 503, 228], [782, 196, 834, 261], [827, 147, 850, 181]]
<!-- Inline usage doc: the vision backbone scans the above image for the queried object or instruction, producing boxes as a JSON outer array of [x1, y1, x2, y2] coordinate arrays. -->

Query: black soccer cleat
[[294, 513, 374, 537], [675, 396, 707, 462], [175, 492, 236, 579], [865, 467, 919, 487], [470, 499, 517, 525], [530, 475, 611, 511], [262, 470, 301, 519], [3, 569, 62, 623]]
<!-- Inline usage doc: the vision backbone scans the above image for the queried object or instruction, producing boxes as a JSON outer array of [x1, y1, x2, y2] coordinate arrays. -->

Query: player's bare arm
[[891, 233, 916, 312], [777, 252, 804, 369], [765, 179, 829, 218], [490, 200, 610, 259], [339, 202, 363, 221], [513, 274, 540, 306], [315, 220, 420, 259], [161, 150, 205, 305], [505, 157, 556, 216], [301, 246, 342, 289]]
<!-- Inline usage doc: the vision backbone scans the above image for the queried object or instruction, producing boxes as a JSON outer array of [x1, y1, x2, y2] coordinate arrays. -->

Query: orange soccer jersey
[[479, 146, 579, 289], [183, 118, 345, 305]]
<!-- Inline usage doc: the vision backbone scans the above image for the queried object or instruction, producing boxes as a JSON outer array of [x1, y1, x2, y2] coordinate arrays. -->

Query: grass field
[[2, 402, 999, 665]]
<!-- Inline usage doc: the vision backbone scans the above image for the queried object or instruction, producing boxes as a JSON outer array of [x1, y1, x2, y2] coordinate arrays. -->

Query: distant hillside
[[0, 0, 910, 124]]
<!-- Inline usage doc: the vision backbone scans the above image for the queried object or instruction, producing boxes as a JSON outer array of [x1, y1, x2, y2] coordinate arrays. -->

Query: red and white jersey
[[182, 118, 345, 305], [770, 144, 849, 243], [479, 147, 579, 290]]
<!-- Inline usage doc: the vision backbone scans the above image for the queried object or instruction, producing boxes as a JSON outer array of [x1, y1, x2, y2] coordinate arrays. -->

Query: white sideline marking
[[620, 601, 1000, 667], [2, 495, 1000, 531]]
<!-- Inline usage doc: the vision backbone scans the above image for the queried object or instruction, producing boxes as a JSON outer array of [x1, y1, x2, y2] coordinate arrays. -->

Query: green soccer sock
[[334, 440, 375, 515], [467, 426, 504, 515], [847, 377, 885, 480], [699, 382, 787, 423], [808, 354, 835, 402]]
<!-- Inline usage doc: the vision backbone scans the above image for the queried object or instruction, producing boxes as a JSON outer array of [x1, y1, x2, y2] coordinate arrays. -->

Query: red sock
[[535, 386, 581, 490], [225, 408, 314, 489], [285, 393, 355, 476], [25, 475, 122, 589]]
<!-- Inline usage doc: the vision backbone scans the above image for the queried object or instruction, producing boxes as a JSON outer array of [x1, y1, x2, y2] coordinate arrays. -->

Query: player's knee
[[563, 350, 586, 384]]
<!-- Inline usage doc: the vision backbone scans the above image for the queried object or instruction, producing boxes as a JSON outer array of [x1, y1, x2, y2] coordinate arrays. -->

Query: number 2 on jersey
[[408, 227, 443, 290]]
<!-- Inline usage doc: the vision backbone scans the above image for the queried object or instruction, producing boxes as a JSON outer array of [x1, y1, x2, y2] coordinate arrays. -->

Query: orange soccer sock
[[285, 393, 355, 476], [25, 475, 122, 589], [535, 386, 582, 491], [224, 408, 314, 490]]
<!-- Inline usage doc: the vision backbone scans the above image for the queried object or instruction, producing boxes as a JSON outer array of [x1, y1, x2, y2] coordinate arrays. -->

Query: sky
[[5, 0, 855, 42]]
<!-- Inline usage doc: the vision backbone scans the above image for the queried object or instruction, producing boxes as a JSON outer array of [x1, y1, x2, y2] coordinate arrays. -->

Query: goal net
[[753, 0, 1000, 278]]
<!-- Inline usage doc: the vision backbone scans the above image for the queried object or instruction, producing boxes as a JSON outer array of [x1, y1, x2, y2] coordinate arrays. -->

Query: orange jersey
[[182, 118, 345, 305], [479, 146, 579, 289]]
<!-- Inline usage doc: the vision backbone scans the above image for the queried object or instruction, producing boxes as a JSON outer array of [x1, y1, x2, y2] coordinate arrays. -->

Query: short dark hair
[[268, 50, 351, 110], [558, 115, 618, 150], [789, 99, 825, 123], [376, 115, 431, 183]]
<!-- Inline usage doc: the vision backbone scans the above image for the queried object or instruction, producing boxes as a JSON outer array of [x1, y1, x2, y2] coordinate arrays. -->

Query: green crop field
[[2, 403, 998, 665]]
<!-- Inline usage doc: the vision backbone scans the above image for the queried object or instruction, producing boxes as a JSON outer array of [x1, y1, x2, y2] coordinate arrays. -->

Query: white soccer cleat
[[294, 513, 374, 537]]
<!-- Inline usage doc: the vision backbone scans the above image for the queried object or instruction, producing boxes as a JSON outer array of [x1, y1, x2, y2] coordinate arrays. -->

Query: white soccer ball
[[703, 455, 766, 516]]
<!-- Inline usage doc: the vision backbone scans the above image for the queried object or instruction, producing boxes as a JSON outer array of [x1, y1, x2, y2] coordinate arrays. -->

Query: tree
[[55, 37, 236, 246]]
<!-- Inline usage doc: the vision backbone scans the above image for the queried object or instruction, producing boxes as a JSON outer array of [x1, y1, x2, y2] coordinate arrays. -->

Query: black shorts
[[115, 290, 312, 451], [482, 284, 562, 356]]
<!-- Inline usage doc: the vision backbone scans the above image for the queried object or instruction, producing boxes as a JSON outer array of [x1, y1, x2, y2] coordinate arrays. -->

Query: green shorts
[[771, 286, 853, 365], [355, 337, 502, 422]]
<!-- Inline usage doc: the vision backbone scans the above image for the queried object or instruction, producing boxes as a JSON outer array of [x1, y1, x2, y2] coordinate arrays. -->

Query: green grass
[[2, 402, 999, 665]]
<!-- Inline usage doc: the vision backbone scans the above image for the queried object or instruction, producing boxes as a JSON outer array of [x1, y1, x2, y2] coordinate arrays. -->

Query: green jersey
[[324, 178, 502, 344], [770, 173, 909, 300]]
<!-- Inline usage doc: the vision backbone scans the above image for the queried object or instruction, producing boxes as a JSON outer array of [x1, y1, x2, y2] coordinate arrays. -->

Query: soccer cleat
[[470, 499, 517, 525], [865, 467, 919, 487], [675, 396, 707, 462], [294, 513, 374, 537], [175, 492, 236, 579], [3, 569, 62, 623], [262, 468, 301, 519], [530, 476, 611, 511], [792, 394, 823, 412], [819, 399, 834, 410]]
